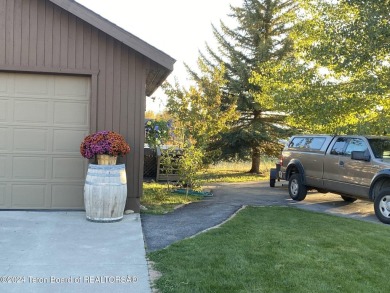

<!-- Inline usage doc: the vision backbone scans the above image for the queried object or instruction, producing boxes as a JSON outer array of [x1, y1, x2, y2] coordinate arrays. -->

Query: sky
[[75, 0, 242, 113]]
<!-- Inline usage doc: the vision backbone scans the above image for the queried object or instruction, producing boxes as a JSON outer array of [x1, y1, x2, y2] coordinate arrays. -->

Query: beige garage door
[[0, 72, 90, 209]]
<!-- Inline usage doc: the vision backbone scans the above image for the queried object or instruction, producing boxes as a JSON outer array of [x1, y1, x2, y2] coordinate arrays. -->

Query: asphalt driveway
[[141, 181, 379, 252]]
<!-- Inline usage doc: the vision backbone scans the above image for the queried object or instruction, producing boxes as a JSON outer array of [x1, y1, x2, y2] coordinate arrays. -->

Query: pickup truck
[[279, 135, 390, 224]]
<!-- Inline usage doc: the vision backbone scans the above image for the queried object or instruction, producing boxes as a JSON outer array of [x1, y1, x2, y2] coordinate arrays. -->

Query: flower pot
[[84, 164, 127, 222], [96, 154, 117, 165]]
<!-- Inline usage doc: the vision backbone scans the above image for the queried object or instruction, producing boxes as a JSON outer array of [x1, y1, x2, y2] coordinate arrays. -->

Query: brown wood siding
[[37, 0, 45, 67], [0, 0, 5, 64], [0, 0, 149, 211]]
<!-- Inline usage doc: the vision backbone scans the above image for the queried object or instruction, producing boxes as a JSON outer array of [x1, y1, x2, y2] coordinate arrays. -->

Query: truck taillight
[[279, 156, 283, 166]]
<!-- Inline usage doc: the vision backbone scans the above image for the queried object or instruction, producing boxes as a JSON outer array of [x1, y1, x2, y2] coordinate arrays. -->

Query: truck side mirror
[[351, 150, 370, 162]]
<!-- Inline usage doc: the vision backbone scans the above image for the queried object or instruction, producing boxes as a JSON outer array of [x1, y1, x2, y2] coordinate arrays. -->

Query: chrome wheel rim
[[290, 179, 299, 196], [379, 195, 390, 218]]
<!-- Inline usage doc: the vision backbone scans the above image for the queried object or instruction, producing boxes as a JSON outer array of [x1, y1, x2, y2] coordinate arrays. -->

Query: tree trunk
[[249, 146, 261, 174]]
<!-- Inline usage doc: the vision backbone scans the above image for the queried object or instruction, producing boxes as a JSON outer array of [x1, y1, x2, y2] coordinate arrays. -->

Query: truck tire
[[340, 195, 357, 203], [270, 179, 276, 187], [288, 173, 307, 201], [374, 188, 390, 224]]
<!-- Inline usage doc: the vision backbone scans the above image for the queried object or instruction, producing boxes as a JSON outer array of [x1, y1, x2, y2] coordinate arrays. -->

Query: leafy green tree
[[192, 0, 297, 173], [262, 0, 390, 134], [163, 60, 239, 162]]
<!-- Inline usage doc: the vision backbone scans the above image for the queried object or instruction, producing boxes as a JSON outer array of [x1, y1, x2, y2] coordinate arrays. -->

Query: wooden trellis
[[143, 148, 157, 178], [156, 147, 182, 182]]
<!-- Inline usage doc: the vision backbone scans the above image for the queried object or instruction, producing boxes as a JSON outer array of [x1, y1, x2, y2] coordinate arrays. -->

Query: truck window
[[289, 137, 326, 150], [368, 138, 390, 159], [330, 138, 348, 155], [308, 138, 326, 149], [345, 138, 367, 155]]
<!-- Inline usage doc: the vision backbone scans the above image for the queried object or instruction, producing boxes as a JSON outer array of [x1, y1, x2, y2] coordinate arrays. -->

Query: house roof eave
[[146, 64, 172, 97], [49, 0, 176, 72]]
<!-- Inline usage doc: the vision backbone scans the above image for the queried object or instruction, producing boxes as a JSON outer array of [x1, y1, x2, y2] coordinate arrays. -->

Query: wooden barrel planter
[[84, 164, 127, 222]]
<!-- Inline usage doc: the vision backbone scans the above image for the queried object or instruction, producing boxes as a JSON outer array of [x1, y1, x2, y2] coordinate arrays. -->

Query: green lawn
[[141, 182, 202, 214], [200, 160, 275, 183], [199, 170, 263, 183], [148, 206, 390, 293]]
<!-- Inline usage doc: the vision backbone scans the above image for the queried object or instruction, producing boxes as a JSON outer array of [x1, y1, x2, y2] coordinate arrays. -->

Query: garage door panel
[[0, 99, 8, 121], [53, 101, 88, 126], [0, 157, 6, 178], [52, 184, 84, 208], [0, 184, 5, 205], [52, 158, 86, 180], [13, 157, 47, 179], [0, 128, 10, 151], [54, 76, 90, 99], [53, 129, 87, 153], [11, 185, 46, 207], [14, 74, 49, 97], [14, 100, 49, 123], [0, 75, 7, 93], [13, 129, 48, 152]]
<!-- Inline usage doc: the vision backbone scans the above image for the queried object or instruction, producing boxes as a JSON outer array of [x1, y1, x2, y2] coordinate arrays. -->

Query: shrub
[[145, 120, 172, 149]]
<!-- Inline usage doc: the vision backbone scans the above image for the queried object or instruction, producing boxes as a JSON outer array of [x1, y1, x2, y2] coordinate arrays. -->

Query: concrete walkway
[[0, 211, 151, 293]]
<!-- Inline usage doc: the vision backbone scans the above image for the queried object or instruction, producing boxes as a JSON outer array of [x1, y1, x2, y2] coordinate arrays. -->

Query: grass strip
[[200, 160, 275, 183], [148, 206, 390, 293], [142, 182, 202, 214], [199, 171, 264, 183]]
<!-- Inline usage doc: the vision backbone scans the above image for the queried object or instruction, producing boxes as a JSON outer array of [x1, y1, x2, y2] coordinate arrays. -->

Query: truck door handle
[[339, 160, 344, 166]]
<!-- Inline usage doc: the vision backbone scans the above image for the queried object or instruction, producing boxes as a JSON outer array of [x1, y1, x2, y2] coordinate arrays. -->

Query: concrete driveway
[[0, 212, 151, 293]]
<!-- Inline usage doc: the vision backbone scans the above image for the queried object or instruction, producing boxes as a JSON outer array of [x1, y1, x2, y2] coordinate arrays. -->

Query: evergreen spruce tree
[[193, 0, 297, 173]]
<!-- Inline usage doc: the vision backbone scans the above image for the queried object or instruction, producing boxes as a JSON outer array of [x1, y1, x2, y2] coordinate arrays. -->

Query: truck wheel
[[374, 188, 390, 224], [340, 195, 357, 203], [288, 173, 307, 201], [270, 179, 276, 187]]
